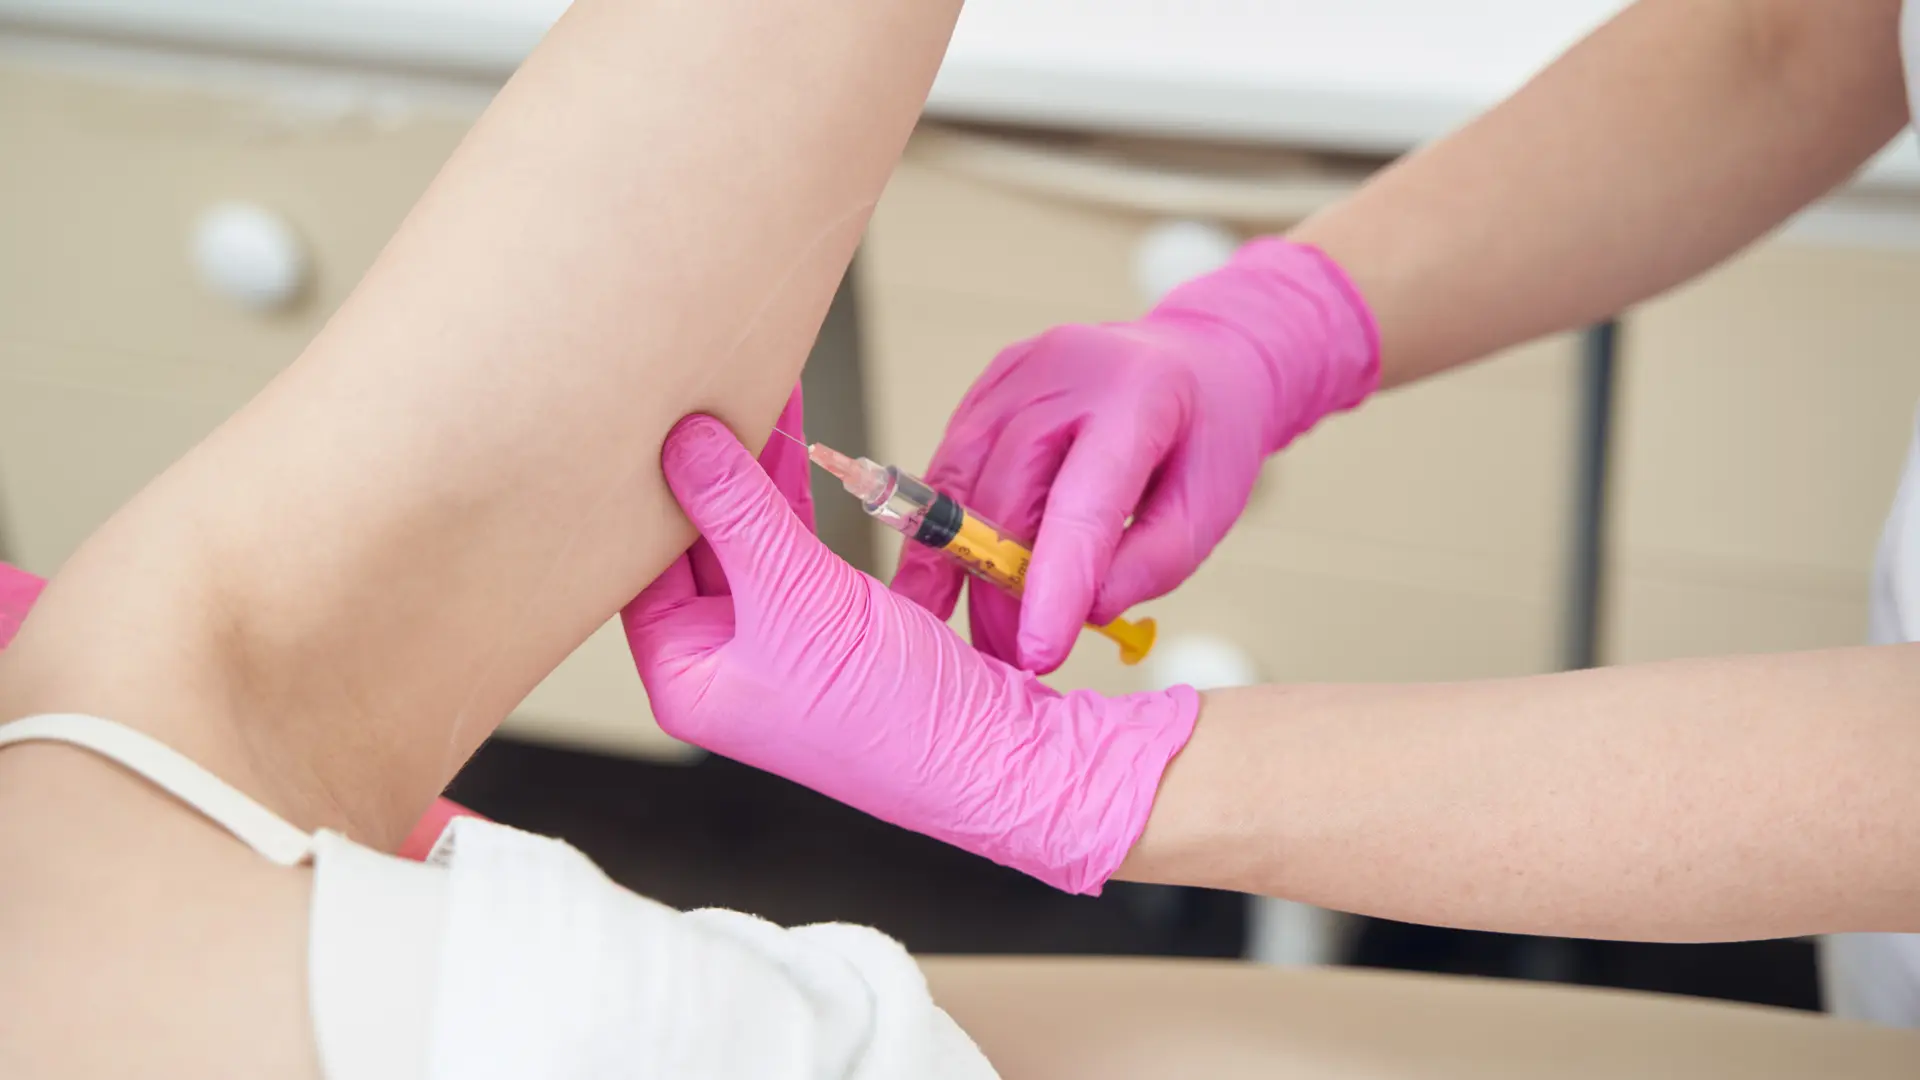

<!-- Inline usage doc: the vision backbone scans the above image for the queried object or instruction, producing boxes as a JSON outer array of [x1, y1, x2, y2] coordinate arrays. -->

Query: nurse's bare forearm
[[0, 0, 961, 846], [1292, 0, 1909, 387], [1123, 644, 1920, 941]]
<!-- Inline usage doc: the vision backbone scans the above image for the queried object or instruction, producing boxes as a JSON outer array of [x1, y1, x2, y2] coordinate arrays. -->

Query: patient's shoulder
[[0, 742, 321, 1080]]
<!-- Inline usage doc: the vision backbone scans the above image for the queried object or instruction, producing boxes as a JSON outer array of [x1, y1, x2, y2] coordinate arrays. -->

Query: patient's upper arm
[[0, 0, 963, 847]]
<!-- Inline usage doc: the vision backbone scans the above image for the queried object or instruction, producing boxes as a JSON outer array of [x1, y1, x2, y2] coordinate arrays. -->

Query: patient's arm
[[0, 0, 963, 847]]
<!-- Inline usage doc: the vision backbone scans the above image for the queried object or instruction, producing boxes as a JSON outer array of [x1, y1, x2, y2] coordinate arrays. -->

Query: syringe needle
[[804, 442, 855, 482], [804, 440, 890, 504], [770, 426, 877, 499]]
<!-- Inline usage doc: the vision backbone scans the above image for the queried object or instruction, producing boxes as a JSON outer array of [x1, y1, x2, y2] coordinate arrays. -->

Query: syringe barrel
[[862, 466, 939, 536], [881, 469, 1035, 596], [928, 503, 1034, 595], [860, 461, 1155, 664]]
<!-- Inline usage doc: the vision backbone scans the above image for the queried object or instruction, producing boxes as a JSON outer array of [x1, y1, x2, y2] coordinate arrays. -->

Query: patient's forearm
[[0, 0, 961, 845], [1124, 645, 1920, 941]]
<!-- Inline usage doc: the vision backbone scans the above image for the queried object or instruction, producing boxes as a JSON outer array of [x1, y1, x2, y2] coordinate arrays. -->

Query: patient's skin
[[0, 0, 961, 1074], [0, 0, 958, 844]]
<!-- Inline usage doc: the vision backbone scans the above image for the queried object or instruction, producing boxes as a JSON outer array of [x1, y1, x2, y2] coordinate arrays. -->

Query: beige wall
[[0, 61, 686, 758], [1606, 240, 1920, 663], [8, 55, 1918, 764]]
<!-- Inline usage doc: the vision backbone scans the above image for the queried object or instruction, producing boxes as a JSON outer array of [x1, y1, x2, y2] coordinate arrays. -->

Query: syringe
[[774, 428, 1157, 666]]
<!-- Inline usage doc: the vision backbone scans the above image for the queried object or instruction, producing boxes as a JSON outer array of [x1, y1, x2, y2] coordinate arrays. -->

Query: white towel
[[0, 714, 985, 1079], [410, 817, 997, 1080]]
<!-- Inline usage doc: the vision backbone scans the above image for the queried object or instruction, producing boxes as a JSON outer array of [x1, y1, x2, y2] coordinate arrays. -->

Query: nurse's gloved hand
[[758, 382, 816, 533], [0, 562, 47, 650], [623, 416, 1198, 895], [892, 238, 1379, 673], [681, 382, 814, 594]]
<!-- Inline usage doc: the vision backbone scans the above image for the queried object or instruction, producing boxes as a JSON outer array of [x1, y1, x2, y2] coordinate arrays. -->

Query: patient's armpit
[[0, 0, 965, 847]]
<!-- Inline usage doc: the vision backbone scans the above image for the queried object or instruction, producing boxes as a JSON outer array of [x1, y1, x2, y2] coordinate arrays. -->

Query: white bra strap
[[0, 714, 315, 866]]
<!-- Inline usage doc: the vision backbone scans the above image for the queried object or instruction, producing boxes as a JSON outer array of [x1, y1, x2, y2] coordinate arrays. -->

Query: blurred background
[[8, 0, 1920, 1015]]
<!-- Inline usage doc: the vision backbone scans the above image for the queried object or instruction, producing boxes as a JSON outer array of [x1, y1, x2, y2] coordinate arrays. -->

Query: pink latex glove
[[622, 416, 1198, 894], [892, 238, 1380, 673], [0, 563, 47, 650], [686, 382, 815, 592], [1, 561, 485, 863], [396, 797, 488, 861]]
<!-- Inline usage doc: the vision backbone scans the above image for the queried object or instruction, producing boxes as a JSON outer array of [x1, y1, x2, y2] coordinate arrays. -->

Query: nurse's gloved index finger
[[623, 552, 698, 630], [760, 382, 816, 534], [1017, 423, 1169, 674]]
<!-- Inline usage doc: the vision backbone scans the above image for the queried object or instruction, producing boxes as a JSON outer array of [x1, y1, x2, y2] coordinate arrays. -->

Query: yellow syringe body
[[807, 442, 1156, 666]]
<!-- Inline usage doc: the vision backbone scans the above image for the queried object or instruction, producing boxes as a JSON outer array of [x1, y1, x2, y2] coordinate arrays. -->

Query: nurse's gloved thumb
[[664, 416, 774, 530], [662, 414, 812, 587]]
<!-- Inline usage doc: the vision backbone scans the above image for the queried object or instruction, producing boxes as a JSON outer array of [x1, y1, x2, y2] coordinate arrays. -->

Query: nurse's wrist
[[1112, 687, 1256, 893]]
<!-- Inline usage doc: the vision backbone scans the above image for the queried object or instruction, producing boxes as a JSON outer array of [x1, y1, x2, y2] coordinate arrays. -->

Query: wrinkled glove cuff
[[1021, 684, 1202, 896], [1151, 237, 1381, 456]]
